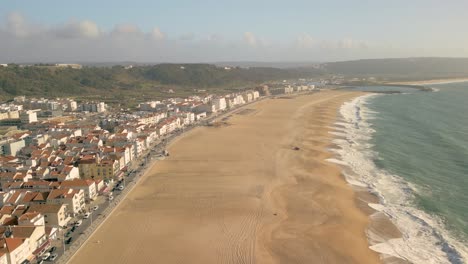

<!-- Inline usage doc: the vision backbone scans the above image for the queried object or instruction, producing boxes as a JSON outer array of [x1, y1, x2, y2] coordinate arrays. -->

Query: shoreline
[[333, 92, 468, 264], [386, 77, 468, 86], [328, 93, 405, 263], [68, 91, 381, 264]]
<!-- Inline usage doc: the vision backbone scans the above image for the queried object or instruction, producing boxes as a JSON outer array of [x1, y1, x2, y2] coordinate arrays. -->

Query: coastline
[[68, 91, 381, 264], [332, 92, 468, 264], [387, 77, 468, 86], [328, 94, 406, 263]]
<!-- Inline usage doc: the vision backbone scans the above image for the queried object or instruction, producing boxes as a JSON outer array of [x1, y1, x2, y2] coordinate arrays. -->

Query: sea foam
[[329, 94, 468, 264]]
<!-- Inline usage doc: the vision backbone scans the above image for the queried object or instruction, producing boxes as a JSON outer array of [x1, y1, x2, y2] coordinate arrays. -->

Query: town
[[0, 81, 318, 263]]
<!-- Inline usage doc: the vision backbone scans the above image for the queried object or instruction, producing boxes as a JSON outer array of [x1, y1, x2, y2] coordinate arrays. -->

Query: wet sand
[[69, 91, 382, 264]]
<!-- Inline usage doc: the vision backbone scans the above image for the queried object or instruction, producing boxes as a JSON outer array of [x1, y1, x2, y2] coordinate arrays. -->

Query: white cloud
[[150, 27, 165, 40], [54, 20, 100, 39], [297, 33, 316, 48], [338, 38, 369, 49], [296, 35, 370, 50], [317, 38, 370, 50], [179, 33, 195, 41], [244, 32, 257, 47], [112, 24, 142, 35], [6, 12, 30, 37], [207, 33, 223, 42], [0, 12, 427, 63]]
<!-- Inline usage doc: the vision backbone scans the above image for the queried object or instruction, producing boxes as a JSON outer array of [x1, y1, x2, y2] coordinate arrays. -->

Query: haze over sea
[[338, 83, 468, 263]]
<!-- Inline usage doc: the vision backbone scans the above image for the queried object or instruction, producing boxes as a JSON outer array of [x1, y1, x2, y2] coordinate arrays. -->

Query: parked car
[[49, 253, 58, 261], [108, 196, 114, 201], [49, 246, 56, 253], [83, 212, 91, 219], [41, 252, 50, 260], [74, 220, 82, 226], [117, 185, 124, 191], [65, 237, 73, 244], [92, 205, 99, 211]]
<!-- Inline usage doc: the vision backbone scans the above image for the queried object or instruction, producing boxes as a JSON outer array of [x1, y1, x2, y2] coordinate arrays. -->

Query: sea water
[[332, 83, 468, 263]]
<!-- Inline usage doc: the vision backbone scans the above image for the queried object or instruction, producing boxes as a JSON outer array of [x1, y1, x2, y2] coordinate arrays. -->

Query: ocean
[[332, 83, 468, 264]]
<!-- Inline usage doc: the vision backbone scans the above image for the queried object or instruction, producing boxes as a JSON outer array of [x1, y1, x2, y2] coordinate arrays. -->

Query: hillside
[[0, 64, 320, 102], [3, 58, 468, 102]]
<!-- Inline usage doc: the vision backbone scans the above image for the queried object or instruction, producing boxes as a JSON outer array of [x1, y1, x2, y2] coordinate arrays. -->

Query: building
[[60, 179, 97, 202], [0, 139, 25, 156], [18, 212, 45, 226], [55, 64, 82, 69], [195, 112, 207, 120], [212, 97, 227, 112], [0, 237, 30, 264], [78, 155, 98, 179], [255, 85, 270, 96], [0, 111, 20, 121], [68, 100, 77, 111], [19, 111, 38, 124], [194, 103, 216, 114], [13, 96, 25, 103], [242, 92, 253, 103], [95, 159, 119, 180], [9, 225, 48, 260], [252, 91, 260, 100], [26, 204, 69, 227], [47, 189, 85, 216], [179, 112, 195, 125], [79, 102, 107, 113]]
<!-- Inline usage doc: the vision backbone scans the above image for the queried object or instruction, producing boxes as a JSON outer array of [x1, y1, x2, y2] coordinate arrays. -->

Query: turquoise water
[[366, 83, 468, 257]]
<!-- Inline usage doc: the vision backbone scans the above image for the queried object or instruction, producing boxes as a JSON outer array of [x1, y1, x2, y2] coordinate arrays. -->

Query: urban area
[[0, 80, 319, 263]]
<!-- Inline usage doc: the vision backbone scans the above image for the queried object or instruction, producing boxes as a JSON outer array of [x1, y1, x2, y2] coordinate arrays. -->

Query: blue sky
[[1, 0, 468, 62]]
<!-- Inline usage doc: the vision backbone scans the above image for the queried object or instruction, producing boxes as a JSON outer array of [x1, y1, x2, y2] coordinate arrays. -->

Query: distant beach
[[68, 91, 382, 264], [388, 77, 468, 86]]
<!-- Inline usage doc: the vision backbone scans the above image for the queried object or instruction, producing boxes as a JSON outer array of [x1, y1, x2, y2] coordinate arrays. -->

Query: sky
[[1, 0, 468, 63]]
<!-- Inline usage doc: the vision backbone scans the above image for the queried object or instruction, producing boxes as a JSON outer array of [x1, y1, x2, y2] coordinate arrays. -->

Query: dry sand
[[69, 91, 381, 264]]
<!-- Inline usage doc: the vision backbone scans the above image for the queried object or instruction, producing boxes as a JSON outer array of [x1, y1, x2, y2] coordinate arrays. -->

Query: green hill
[[0, 64, 320, 101], [3, 58, 468, 102]]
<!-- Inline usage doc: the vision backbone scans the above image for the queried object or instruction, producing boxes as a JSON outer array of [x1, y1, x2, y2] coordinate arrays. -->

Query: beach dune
[[69, 91, 380, 264]]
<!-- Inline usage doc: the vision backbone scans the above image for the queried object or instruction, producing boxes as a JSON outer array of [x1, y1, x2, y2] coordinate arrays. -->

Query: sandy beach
[[69, 91, 381, 264], [387, 78, 468, 86]]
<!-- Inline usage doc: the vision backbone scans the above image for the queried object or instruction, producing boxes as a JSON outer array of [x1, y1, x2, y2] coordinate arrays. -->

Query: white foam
[[346, 179, 368, 188], [368, 203, 386, 212], [328, 131, 347, 137], [332, 94, 468, 264], [325, 158, 347, 166], [329, 125, 347, 132]]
